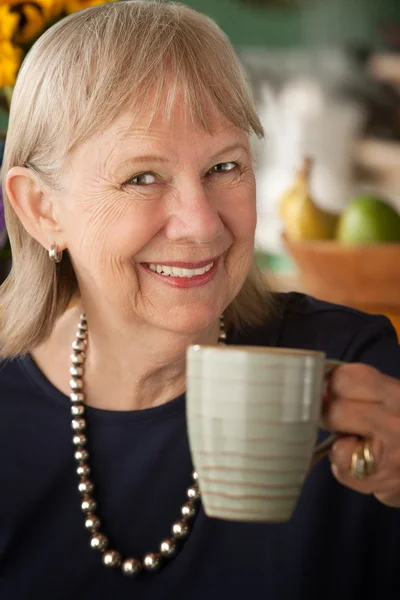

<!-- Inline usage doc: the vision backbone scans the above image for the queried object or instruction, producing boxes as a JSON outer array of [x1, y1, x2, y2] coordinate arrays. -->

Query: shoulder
[[0, 356, 39, 403], [0, 356, 24, 386], [233, 292, 400, 378]]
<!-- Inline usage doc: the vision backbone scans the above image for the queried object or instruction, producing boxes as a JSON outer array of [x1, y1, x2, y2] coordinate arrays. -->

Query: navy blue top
[[1, 292, 400, 600]]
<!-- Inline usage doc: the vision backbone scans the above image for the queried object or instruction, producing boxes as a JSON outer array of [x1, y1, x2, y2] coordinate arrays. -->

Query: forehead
[[112, 98, 242, 146], [68, 92, 250, 175]]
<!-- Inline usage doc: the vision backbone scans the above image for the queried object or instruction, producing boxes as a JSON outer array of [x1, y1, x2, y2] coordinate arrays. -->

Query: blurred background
[[175, 0, 400, 255], [180, 0, 400, 334], [1, 0, 400, 329]]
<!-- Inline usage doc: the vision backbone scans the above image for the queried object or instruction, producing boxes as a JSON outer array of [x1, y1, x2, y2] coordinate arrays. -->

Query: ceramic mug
[[186, 345, 342, 523]]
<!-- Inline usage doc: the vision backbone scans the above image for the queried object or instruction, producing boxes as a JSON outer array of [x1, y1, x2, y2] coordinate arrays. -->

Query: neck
[[83, 311, 220, 411], [32, 304, 221, 412]]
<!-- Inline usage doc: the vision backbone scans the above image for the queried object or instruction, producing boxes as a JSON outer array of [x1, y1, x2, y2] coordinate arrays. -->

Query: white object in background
[[255, 78, 366, 254]]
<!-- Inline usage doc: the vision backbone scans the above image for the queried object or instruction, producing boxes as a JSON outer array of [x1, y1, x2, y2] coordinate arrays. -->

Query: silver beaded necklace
[[69, 313, 227, 576]]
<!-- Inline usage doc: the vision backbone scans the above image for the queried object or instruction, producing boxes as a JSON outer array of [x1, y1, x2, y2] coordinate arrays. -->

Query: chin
[[157, 302, 223, 337]]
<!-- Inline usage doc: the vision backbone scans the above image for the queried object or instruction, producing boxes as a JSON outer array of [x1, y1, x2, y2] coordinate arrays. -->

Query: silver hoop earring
[[49, 244, 63, 264]]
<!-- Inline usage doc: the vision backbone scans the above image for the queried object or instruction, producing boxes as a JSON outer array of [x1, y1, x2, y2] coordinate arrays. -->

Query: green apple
[[336, 195, 400, 243]]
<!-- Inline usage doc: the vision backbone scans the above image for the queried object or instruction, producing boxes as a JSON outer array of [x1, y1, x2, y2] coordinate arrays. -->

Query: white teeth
[[148, 262, 214, 277], [162, 266, 173, 276]]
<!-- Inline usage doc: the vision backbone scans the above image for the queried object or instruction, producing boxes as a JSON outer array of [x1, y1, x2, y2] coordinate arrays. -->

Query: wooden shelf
[[264, 269, 400, 340]]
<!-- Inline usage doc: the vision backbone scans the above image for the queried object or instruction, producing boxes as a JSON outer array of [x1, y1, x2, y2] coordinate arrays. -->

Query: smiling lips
[[142, 258, 218, 287], [148, 261, 214, 278]]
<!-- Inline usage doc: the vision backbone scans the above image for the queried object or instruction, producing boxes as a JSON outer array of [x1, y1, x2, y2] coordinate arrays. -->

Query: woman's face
[[56, 102, 257, 335]]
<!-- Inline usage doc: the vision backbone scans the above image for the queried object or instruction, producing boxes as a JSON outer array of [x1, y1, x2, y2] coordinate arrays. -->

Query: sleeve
[[340, 314, 400, 379]]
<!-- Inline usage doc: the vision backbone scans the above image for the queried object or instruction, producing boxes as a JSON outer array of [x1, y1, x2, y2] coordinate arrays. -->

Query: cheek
[[100, 206, 162, 258], [220, 187, 257, 241], [65, 195, 165, 268]]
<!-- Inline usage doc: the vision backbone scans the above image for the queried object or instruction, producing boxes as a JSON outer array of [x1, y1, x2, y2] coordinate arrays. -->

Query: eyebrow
[[123, 155, 171, 164], [210, 143, 250, 161]]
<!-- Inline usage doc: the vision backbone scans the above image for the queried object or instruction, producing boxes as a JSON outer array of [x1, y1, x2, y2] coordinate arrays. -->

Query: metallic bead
[[181, 501, 196, 519], [69, 378, 83, 391], [76, 463, 90, 477], [71, 353, 85, 365], [70, 391, 85, 403], [68, 311, 201, 576], [187, 486, 199, 501], [84, 513, 100, 532], [81, 496, 97, 512], [122, 558, 142, 577], [172, 520, 189, 540], [72, 340, 86, 352], [90, 533, 108, 551], [102, 550, 121, 568], [78, 479, 94, 494], [71, 404, 85, 416], [72, 418, 86, 431], [70, 366, 84, 377], [160, 538, 177, 558], [73, 434, 87, 447], [143, 552, 162, 572], [80, 313, 87, 322], [74, 447, 89, 461]]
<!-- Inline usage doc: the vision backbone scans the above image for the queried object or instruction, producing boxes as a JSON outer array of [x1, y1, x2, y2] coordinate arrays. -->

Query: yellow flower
[[0, 1, 64, 45], [64, 0, 116, 15], [13, 3, 47, 44], [0, 39, 22, 87], [0, 6, 19, 41], [34, 0, 66, 20]]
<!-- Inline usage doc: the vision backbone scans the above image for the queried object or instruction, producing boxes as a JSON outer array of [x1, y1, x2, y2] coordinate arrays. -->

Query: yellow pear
[[279, 157, 312, 220], [280, 157, 338, 241]]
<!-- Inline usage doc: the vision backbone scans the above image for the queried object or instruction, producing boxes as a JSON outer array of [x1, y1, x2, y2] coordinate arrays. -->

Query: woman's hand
[[322, 363, 400, 508]]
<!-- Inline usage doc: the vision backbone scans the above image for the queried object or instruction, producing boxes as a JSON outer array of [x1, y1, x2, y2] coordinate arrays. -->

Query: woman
[[1, 2, 400, 598]]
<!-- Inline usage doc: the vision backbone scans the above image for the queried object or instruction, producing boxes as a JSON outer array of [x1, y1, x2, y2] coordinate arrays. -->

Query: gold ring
[[350, 442, 367, 479], [350, 439, 376, 480], [362, 439, 376, 475]]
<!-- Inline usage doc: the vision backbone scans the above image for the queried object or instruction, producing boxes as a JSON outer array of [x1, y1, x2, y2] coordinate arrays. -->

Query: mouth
[[140, 257, 220, 287]]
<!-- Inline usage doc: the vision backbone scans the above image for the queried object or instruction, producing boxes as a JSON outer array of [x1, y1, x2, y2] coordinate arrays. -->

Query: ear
[[5, 166, 67, 251]]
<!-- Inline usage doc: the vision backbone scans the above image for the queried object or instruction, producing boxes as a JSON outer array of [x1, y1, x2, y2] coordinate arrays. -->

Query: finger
[[374, 491, 400, 509], [331, 461, 400, 505], [322, 392, 400, 441], [321, 397, 381, 437], [328, 363, 400, 411], [330, 435, 383, 479], [329, 437, 382, 495], [329, 436, 400, 506]]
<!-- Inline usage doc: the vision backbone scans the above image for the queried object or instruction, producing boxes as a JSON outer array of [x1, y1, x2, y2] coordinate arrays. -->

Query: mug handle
[[310, 359, 345, 468]]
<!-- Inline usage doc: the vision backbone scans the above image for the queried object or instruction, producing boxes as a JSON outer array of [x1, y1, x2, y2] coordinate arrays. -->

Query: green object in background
[[182, 0, 301, 47], [254, 249, 294, 273], [182, 0, 400, 49], [336, 196, 400, 243]]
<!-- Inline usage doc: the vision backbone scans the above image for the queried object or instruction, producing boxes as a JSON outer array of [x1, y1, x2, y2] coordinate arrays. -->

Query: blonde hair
[[0, 0, 272, 357]]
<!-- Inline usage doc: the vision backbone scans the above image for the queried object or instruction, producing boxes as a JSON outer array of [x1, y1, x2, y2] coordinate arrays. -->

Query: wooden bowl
[[282, 233, 400, 309]]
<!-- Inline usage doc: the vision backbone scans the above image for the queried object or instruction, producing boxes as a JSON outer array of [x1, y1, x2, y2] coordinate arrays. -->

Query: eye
[[208, 162, 239, 175], [125, 172, 157, 186]]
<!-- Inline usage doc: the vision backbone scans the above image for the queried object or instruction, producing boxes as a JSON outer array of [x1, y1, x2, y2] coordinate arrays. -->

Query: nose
[[165, 179, 224, 244]]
